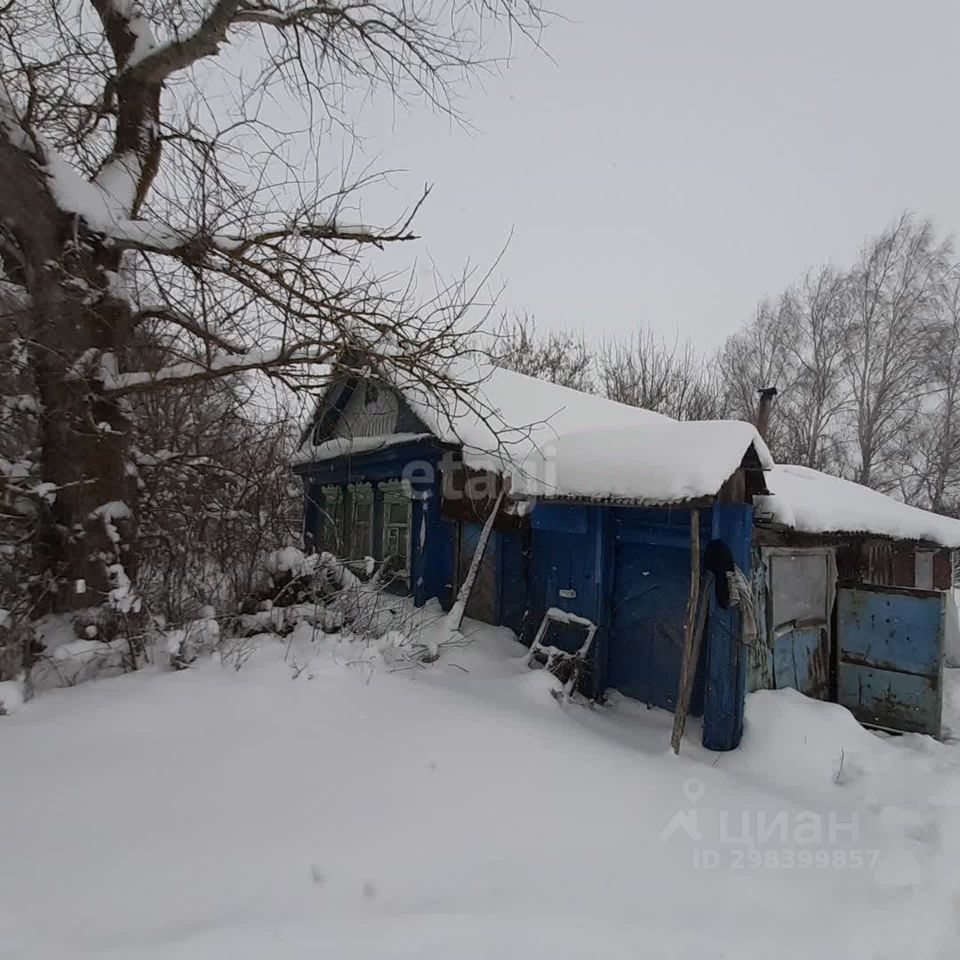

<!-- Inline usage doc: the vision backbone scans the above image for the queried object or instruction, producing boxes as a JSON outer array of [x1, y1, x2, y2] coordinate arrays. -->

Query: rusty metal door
[[836, 584, 944, 736]]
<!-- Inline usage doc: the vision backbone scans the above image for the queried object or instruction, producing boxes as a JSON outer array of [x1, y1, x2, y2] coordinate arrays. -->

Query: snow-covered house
[[293, 360, 960, 748]]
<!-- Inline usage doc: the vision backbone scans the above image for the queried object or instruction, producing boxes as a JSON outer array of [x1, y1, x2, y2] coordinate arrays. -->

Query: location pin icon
[[682, 777, 706, 805]]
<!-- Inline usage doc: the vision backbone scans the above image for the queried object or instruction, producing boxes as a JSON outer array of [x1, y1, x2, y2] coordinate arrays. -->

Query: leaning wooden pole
[[671, 509, 701, 755], [425, 487, 507, 662]]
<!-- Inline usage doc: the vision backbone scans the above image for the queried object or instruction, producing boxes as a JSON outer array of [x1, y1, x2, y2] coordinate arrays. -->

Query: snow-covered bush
[[166, 608, 221, 670], [0, 678, 24, 715], [134, 377, 302, 623]]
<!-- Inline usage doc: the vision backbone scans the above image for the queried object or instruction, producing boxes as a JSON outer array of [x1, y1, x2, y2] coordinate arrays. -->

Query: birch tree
[[895, 265, 960, 512], [844, 215, 950, 489], [0, 1, 544, 628], [717, 298, 797, 454], [777, 267, 850, 471]]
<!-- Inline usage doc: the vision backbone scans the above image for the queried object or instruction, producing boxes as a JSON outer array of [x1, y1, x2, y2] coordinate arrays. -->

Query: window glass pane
[[771, 553, 829, 629], [916, 551, 934, 590]]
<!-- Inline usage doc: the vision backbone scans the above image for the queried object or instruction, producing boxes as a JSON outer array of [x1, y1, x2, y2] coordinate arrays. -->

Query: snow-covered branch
[[101, 345, 330, 396]]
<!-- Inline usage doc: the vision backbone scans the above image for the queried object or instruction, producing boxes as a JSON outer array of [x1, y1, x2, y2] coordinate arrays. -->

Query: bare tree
[[776, 267, 850, 471], [489, 312, 594, 392], [893, 264, 960, 513], [717, 298, 798, 453], [599, 328, 724, 421], [0, 1, 545, 630], [843, 214, 950, 489]]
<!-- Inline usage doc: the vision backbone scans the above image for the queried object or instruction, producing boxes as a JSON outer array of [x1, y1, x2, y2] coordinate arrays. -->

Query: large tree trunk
[[0, 134, 138, 613], [34, 369, 137, 613]]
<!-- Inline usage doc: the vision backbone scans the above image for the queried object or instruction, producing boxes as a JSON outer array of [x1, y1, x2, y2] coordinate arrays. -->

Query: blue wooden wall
[[527, 504, 610, 697], [523, 501, 752, 750], [299, 445, 753, 750], [605, 508, 710, 714]]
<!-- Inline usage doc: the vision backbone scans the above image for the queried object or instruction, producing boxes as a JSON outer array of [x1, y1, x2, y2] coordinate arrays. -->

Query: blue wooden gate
[[836, 584, 944, 737], [606, 511, 707, 714]]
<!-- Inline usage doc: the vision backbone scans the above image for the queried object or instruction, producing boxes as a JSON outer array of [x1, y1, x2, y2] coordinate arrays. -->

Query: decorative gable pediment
[[308, 375, 433, 448]]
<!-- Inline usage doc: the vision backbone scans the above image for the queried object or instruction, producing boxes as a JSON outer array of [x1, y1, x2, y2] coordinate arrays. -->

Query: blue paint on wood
[[603, 510, 711, 714], [294, 439, 449, 485], [837, 586, 944, 736], [772, 625, 829, 699], [410, 478, 454, 609], [606, 538, 689, 711], [498, 530, 528, 634], [702, 503, 754, 752], [527, 505, 607, 696], [838, 664, 940, 736], [530, 503, 589, 534], [300, 437, 758, 748]]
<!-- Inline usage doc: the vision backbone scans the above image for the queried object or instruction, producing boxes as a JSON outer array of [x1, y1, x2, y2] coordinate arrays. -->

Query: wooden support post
[[671, 509, 701, 755]]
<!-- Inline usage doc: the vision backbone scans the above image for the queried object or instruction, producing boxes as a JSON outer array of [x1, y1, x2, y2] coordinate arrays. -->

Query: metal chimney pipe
[[756, 386, 778, 441]]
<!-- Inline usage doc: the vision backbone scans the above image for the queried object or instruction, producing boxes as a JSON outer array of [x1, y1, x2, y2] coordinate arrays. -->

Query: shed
[[749, 464, 960, 737]]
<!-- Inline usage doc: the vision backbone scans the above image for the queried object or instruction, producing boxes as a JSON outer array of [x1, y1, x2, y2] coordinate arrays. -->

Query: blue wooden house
[[293, 359, 772, 751], [293, 360, 960, 748]]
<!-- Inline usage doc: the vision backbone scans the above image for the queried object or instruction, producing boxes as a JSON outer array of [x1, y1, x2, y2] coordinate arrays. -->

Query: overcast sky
[[346, 0, 960, 348]]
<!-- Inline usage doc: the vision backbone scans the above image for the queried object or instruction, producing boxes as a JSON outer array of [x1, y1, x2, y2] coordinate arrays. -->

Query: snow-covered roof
[[300, 360, 773, 506], [757, 464, 960, 548]]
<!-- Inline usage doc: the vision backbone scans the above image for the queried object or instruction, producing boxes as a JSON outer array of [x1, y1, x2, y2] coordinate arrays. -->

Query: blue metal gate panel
[[837, 585, 944, 736]]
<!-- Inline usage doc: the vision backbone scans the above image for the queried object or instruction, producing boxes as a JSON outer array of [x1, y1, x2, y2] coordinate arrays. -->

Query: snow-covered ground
[[3, 612, 960, 959]]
